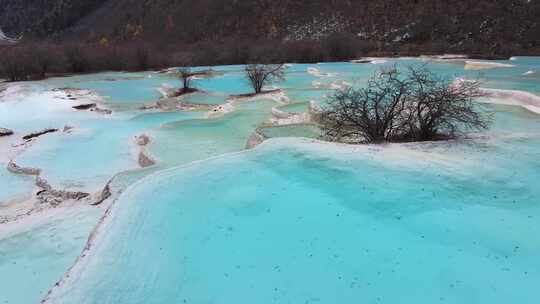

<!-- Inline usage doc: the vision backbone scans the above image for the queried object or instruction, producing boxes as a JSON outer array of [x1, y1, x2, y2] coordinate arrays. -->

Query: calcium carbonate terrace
[[0, 57, 539, 304]]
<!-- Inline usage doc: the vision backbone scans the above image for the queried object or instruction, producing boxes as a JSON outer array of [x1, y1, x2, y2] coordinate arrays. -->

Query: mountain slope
[[1, 0, 539, 53]]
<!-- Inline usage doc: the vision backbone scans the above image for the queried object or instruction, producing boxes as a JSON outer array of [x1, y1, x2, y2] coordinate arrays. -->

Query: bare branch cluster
[[245, 64, 286, 94], [320, 66, 492, 143], [176, 67, 195, 91]]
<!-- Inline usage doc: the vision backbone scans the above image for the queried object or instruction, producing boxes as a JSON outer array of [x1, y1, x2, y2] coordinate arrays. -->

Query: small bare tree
[[320, 67, 411, 143], [245, 64, 286, 94], [320, 66, 491, 143], [176, 67, 196, 93], [406, 67, 489, 141]]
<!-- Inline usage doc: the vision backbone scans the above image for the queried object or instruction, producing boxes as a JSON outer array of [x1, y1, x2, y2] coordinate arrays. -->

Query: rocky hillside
[[1, 0, 539, 54]]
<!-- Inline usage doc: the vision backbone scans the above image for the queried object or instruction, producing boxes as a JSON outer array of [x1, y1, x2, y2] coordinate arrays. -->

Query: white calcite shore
[[53, 87, 112, 114], [0, 84, 117, 224], [480, 88, 540, 114], [208, 89, 290, 118], [307, 67, 336, 77], [350, 57, 389, 64], [270, 107, 311, 126], [464, 61, 515, 70]]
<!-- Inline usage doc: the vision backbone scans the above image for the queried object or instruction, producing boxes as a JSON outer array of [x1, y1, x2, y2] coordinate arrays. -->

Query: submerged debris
[[7, 160, 41, 175], [93, 180, 112, 206], [35, 176, 90, 206], [245, 130, 266, 149], [136, 134, 151, 146], [0, 127, 14, 137], [22, 128, 59, 141], [72, 103, 112, 114], [63, 125, 74, 133], [73, 103, 97, 110], [138, 150, 156, 168]]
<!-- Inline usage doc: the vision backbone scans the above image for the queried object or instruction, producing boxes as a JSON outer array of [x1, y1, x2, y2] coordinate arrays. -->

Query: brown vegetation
[[320, 66, 491, 143], [245, 64, 287, 94], [0, 35, 374, 81]]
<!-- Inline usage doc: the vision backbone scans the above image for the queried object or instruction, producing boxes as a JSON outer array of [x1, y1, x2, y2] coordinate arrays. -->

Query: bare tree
[[320, 66, 491, 143], [320, 67, 411, 143], [176, 67, 196, 93], [245, 64, 286, 94]]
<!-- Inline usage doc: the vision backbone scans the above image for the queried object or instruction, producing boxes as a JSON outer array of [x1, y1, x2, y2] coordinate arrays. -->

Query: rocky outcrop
[[72, 103, 96, 110], [139, 103, 159, 110], [138, 150, 156, 168], [63, 125, 74, 133], [7, 160, 41, 175], [93, 180, 112, 206], [72, 103, 112, 114], [246, 130, 266, 149], [35, 176, 90, 206], [22, 128, 58, 141], [0, 127, 14, 137], [94, 107, 112, 115], [136, 134, 151, 146], [135, 134, 156, 167]]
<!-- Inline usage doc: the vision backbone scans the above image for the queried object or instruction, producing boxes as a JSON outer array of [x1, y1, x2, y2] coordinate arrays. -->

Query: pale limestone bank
[[464, 61, 515, 70], [7, 160, 41, 176], [480, 88, 540, 114]]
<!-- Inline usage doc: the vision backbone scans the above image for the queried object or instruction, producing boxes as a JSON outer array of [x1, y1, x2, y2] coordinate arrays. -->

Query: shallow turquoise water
[[149, 99, 275, 167], [45, 72, 180, 110], [277, 101, 311, 113], [51, 131, 540, 303], [13, 110, 204, 191], [180, 92, 228, 105], [1, 57, 540, 304], [0, 168, 34, 205], [260, 124, 321, 139], [0, 206, 102, 304]]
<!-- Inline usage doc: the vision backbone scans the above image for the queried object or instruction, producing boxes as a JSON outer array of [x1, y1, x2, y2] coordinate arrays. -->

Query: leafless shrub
[[244, 64, 287, 94], [320, 66, 491, 143], [406, 67, 490, 141], [176, 67, 195, 92]]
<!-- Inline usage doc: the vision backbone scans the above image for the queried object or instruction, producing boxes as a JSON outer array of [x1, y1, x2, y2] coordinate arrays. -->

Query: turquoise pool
[[1, 57, 539, 304]]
